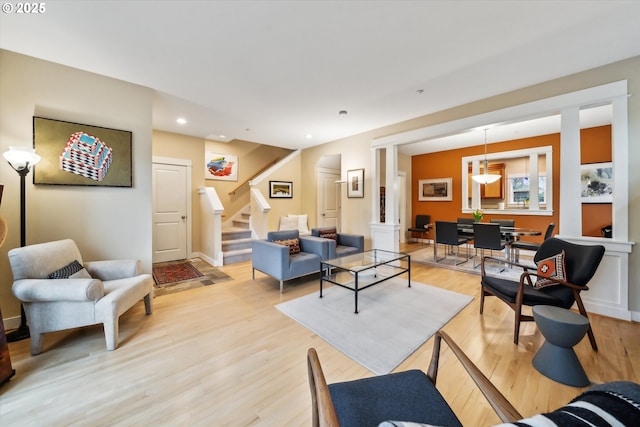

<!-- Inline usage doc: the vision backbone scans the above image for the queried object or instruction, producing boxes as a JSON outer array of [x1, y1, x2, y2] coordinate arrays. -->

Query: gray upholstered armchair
[[252, 229, 331, 293], [8, 239, 154, 355], [311, 227, 364, 259]]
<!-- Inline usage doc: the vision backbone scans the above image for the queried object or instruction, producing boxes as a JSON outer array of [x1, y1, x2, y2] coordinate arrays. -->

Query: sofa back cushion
[[8, 239, 84, 280], [267, 229, 300, 242]]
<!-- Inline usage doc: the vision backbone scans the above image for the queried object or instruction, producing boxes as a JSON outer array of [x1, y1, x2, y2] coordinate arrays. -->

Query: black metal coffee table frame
[[320, 249, 411, 313]]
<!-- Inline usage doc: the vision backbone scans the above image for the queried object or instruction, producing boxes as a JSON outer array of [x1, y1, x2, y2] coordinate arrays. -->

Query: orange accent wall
[[410, 125, 612, 241]]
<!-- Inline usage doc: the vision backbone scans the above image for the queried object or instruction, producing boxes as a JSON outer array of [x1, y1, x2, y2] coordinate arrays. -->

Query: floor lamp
[[3, 146, 40, 342]]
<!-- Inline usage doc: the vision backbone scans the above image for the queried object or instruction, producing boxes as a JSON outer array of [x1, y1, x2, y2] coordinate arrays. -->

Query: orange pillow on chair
[[535, 250, 566, 289]]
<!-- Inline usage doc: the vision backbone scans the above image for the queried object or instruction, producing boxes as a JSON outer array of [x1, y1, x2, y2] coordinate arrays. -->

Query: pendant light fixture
[[472, 129, 501, 184]]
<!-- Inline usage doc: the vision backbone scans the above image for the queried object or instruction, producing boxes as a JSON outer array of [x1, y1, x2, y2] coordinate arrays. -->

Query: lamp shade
[[3, 146, 41, 170], [471, 173, 501, 184]]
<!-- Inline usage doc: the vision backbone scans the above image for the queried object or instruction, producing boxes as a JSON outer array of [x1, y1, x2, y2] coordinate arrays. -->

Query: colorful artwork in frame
[[33, 117, 132, 187], [205, 152, 238, 181], [581, 162, 613, 203]]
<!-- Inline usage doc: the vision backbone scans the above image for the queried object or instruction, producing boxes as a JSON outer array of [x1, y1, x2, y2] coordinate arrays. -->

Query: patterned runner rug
[[152, 259, 232, 296]]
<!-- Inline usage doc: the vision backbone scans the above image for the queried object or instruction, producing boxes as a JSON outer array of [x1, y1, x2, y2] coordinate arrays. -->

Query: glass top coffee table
[[320, 249, 411, 313]]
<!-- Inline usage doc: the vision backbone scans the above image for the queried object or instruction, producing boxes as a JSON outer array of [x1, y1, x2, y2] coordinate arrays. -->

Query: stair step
[[223, 248, 252, 264], [222, 237, 253, 251], [222, 229, 251, 241]]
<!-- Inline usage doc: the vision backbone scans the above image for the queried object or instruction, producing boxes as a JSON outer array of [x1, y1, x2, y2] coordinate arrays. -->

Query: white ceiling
[[1, 1, 638, 151]]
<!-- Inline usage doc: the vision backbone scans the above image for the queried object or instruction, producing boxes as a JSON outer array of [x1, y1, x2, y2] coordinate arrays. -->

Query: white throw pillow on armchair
[[279, 216, 299, 231], [288, 214, 310, 235]]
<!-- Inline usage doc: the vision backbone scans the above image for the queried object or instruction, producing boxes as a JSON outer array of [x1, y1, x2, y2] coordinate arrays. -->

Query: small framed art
[[269, 180, 293, 198], [347, 168, 364, 198]]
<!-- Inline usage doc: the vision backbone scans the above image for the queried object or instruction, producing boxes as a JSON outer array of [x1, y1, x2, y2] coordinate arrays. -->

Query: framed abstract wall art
[[418, 178, 452, 201], [33, 117, 132, 187], [205, 152, 238, 181], [581, 162, 613, 203]]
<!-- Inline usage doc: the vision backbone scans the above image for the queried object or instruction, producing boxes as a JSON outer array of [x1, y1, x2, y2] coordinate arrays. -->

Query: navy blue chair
[[307, 330, 522, 427]]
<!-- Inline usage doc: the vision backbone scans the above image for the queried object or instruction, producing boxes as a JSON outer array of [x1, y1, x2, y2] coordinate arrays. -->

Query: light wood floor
[[1, 242, 638, 426]]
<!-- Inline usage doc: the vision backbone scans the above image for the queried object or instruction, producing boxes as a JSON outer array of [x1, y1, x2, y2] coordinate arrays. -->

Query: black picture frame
[[33, 117, 133, 187], [269, 180, 293, 198]]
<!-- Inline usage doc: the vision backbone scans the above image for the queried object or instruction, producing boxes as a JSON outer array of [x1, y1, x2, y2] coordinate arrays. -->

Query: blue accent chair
[[310, 227, 364, 259], [252, 229, 331, 293]]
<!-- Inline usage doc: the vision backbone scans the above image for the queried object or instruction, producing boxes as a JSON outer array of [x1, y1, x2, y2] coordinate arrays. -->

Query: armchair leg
[[103, 314, 119, 351], [513, 311, 521, 345], [30, 330, 44, 355], [574, 293, 598, 351], [144, 293, 153, 315]]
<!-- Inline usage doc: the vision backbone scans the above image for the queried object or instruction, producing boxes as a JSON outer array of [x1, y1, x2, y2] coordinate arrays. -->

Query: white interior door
[[317, 168, 340, 229], [153, 162, 188, 262]]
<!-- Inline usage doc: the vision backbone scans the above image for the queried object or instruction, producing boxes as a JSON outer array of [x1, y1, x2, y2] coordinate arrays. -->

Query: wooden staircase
[[222, 209, 253, 264]]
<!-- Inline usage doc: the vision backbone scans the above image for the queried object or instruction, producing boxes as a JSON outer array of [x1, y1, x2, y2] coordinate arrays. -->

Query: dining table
[[456, 223, 542, 263]]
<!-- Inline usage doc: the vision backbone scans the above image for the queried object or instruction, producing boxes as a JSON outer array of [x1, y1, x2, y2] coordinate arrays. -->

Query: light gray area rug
[[276, 278, 473, 375]]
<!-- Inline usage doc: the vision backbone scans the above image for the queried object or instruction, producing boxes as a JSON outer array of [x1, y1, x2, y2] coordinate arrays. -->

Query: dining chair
[[510, 222, 555, 262], [490, 219, 515, 227], [480, 237, 605, 349], [472, 223, 506, 268], [456, 217, 474, 241], [407, 214, 431, 244], [434, 221, 470, 265]]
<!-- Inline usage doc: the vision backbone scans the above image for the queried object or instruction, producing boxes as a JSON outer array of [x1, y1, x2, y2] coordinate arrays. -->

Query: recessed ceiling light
[[305, 134, 313, 139], [338, 110, 348, 116], [219, 135, 226, 139], [176, 117, 187, 125], [416, 89, 424, 95]]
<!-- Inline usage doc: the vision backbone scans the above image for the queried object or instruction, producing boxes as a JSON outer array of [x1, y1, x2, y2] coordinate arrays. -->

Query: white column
[[370, 145, 400, 252], [559, 107, 581, 236], [611, 94, 629, 241]]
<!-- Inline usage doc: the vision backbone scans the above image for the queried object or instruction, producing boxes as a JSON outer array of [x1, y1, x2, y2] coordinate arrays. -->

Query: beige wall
[[152, 131, 293, 251], [0, 50, 154, 323], [252, 152, 304, 232], [301, 55, 640, 312]]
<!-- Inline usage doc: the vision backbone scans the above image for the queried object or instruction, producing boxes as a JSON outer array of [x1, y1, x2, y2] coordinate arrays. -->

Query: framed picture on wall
[[347, 168, 364, 198], [269, 180, 293, 198], [418, 178, 452, 201], [581, 162, 613, 203], [33, 117, 132, 187]]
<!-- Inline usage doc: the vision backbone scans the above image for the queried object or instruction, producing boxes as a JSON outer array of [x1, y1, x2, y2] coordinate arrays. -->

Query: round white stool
[[532, 305, 590, 387]]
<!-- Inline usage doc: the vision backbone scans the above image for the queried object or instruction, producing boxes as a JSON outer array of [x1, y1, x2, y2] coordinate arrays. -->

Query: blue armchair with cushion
[[252, 229, 331, 293], [311, 227, 364, 259]]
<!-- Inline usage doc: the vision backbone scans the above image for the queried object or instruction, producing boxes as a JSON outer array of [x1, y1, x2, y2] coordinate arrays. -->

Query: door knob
[[181, 216, 186, 219]]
